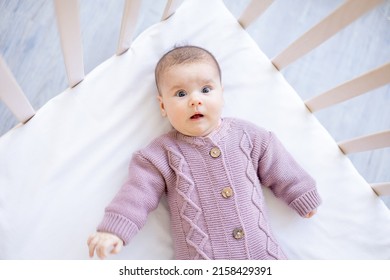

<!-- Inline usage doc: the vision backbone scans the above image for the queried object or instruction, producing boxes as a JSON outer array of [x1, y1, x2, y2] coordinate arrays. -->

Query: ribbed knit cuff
[[97, 212, 139, 245], [289, 189, 322, 217]]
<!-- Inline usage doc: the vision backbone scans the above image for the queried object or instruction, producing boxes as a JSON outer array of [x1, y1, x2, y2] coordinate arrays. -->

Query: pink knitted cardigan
[[98, 118, 321, 259]]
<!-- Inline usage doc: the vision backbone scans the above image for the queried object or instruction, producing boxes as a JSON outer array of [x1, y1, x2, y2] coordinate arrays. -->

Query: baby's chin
[[177, 119, 222, 137]]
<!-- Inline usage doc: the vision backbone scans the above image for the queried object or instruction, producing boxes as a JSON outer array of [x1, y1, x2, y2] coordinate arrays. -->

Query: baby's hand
[[87, 232, 124, 259], [305, 209, 317, 218]]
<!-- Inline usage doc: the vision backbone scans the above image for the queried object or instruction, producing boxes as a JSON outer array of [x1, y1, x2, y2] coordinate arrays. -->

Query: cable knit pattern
[[168, 149, 210, 259], [97, 118, 321, 259], [239, 132, 281, 259]]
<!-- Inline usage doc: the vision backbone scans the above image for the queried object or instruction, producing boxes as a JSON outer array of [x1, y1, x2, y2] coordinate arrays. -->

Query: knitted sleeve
[[258, 132, 321, 217], [97, 151, 166, 245]]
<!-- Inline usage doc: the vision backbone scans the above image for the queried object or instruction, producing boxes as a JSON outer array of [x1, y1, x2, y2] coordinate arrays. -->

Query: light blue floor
[[0, 0, 389, 204]]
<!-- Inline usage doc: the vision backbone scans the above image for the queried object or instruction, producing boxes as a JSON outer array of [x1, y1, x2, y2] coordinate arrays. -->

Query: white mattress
[[1, 0, 389, 259]]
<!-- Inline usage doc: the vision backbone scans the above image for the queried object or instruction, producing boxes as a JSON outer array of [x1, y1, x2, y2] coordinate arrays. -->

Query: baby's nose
[[189, 94, 203, 106]]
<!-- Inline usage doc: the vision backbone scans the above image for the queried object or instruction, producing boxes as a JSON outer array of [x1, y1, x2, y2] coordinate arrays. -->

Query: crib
[[0, 0, 389, 259]]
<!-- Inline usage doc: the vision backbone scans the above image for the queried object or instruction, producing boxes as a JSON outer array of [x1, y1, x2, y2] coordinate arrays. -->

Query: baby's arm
[[258, 131, 321, 217], [88, 151, 166, 259], [87, 232, 124, 259]]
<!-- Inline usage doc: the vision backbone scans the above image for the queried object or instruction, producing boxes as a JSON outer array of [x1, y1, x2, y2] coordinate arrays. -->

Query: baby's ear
[[156, 95, 167, 117]]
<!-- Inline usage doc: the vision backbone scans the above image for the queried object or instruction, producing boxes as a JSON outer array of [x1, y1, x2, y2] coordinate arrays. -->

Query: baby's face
[[157, 61, 223, 137]]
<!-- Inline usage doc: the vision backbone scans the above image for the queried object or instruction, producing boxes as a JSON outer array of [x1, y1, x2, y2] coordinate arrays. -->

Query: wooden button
[[221, 187, 233, 198], [233, 228, 244, 239], [210, 147, 221, 158]]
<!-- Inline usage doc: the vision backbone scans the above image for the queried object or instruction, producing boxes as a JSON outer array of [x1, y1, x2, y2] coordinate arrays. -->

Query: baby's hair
[[155, 45, 221, 95]]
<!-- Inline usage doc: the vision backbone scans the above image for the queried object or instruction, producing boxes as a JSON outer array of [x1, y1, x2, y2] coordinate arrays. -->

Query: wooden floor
[[0, 0, 389, 204]]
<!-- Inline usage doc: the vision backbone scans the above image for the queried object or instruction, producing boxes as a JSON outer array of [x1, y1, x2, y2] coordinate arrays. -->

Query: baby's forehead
[[173, 59, 215, 69], [162, 59, 220, 78]]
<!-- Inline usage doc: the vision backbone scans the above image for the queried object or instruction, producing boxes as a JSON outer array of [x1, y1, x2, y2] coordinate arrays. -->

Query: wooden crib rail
[[338, 131, 390, 155], [56, 0, 184, 76], [54, 0, 84, 88], [238, 0, 274, 29], [0, 56, 35, 124], [305, 62, 390, 112], [117, 0, 142, 56], [371, 183, 390, 196], [162, 0, 185, 21], [116, 0, 184, 55], [271, 0, 384, 70], [339, 130, 390, 194]]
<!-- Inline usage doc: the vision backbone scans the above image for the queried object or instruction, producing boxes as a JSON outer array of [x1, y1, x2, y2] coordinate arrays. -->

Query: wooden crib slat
[[0, 56, 35, 123], [371, 183, 390, 196], [116, 0, 142, 55], [161, 0, 185, 21], [305, 62, 390, 112], [272, 0, 384, 70], [338, 130, 390, 154], [54, 0, 84, 88], [238, 0, 274, 29]]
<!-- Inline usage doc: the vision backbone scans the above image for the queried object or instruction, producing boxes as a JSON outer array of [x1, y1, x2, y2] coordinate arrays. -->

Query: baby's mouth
[[190, 113, 204, 120]]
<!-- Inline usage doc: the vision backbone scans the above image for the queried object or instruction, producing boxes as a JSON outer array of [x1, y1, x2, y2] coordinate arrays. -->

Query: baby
[[87, 46, 321, 260]]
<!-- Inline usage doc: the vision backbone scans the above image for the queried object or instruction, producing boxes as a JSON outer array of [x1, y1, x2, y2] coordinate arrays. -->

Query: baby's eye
[[175, 90, 187, 97], [202, 86, 212, 94]]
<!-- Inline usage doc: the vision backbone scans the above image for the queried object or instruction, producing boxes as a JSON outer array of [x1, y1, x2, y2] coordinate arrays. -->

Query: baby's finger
[[96, 244, 106, 259], [111, 240, 123, 255], [97, 240, 112, 260], [305, 209, 317, 218], [88, 235, 98, 258], [87, 234, 95, 245]]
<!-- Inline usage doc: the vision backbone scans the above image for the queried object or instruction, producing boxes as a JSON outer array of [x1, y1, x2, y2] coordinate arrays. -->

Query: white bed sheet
[[1, 0, 390, 259]]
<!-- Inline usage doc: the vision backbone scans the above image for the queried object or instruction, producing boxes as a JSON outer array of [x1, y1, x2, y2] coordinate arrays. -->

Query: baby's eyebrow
[[200, 79, 216, 85], [168, 85, 185, 92]]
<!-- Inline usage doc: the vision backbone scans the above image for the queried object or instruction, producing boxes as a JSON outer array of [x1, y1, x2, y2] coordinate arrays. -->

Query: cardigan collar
[[175, 118, 232, 146]]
